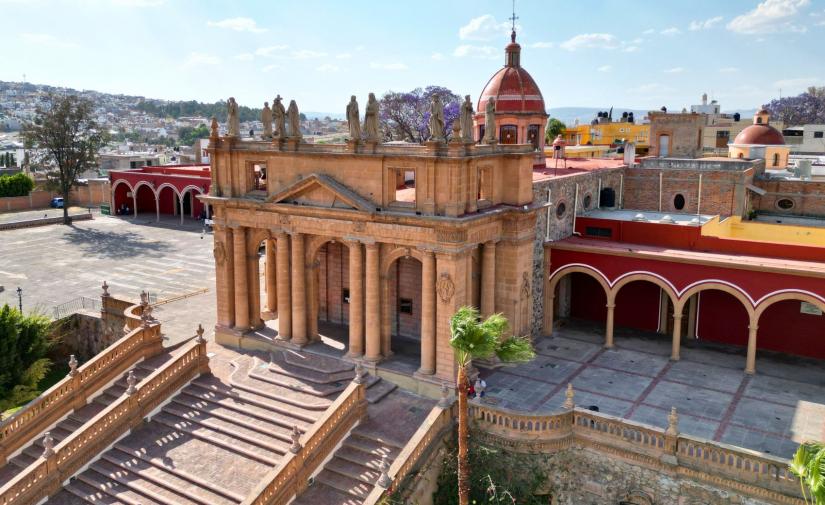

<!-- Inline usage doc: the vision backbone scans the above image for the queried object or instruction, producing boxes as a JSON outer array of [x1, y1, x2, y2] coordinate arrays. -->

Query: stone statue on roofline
[[287, 99, 302, 139], [273, 95, 286, 140], [227, 97, 240, 137], [346, 95, 361, 141], [460, 95, 474, 143], [363, 93, 380, 141], [484, 97, 497, 143], [261, 101, 273, 139], [429, 95, 445, 142]]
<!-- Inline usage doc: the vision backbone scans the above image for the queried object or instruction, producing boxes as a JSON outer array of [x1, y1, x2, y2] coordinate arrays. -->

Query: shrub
[[0, 305, 54, 412], [0, 172, 35, 197]]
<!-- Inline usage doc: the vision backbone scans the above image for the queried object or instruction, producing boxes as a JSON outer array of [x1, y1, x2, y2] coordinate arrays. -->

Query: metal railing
[[52, 297, 101, 320]]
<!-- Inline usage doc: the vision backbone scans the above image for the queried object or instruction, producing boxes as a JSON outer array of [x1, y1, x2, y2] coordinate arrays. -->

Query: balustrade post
[[664, 406, 679, 459]]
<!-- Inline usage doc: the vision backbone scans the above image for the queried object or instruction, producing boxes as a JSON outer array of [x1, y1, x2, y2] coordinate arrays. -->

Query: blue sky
[[4, 0, 825, 113]]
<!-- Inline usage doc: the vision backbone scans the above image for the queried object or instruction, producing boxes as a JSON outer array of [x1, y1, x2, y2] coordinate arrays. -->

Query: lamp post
[[16, 286, 22, 313]]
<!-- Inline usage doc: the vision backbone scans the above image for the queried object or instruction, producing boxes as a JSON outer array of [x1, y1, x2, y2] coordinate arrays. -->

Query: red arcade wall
[[757, 300, 825, 359], [695, 291, 750, 347]]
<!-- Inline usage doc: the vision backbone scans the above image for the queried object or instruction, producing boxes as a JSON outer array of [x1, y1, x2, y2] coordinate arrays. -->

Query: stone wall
[[753, 178, 825, 218], [648, 112, 704, 159]]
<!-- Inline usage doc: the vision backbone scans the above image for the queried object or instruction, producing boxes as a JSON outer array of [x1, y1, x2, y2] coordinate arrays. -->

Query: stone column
[[605, 303, 615, 348], [215, 226, 235, 328], [671, 314, 682, 361], [480, 241, 496, 317], [307, 258, 319, 341], [265, 238, 277, 314], [276, 232, 292, 340], [745, 324, 758, 374], [364, 242, 381, 362], [248, 237, 263, 329], [543, 293, 554, 336], [418, 249, 436, 375], [291, 232, 307, 346], [233, 227, 250, 331], [347, 241, 364, 357]]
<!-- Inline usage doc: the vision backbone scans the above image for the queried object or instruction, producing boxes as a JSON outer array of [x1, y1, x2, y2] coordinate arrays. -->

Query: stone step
[[365, 379, 397, 404], [151, 412, 281, 466], [349, 430, 405, 451], [325, 456, 381, 486], [189, 377, 322, 422], [76, 467, 166, 505], [110, 444, 246, 503], [315, 469, 375, 499], [101, 450, 238, 505], [291, 482, 364, 505], [176, 386, 320, 428], [161, 402, 295, 449], [61, 480, 133, 505], [249, 359, 377, 398], [89, 460, 202, 505], [228, 374, 332, 411], [281, 350, 356, 375], [341, 435, 399, 461], [268, 352, 355, 384], [169, 396, 300, 442], [334, 445, 386, 471]]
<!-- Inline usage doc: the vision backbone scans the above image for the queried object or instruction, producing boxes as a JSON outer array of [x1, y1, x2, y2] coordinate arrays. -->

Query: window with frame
[[500, 125, 518, 144], [527, 125, 540, 149], [776, 198, 795, 210], [399, 298, 413, 315], [477, 166, 492, 202], [392, 168, 416, 205], [252, 163, 267, 191], [814, 131, 824, 139], [342, 288, 350, 304]]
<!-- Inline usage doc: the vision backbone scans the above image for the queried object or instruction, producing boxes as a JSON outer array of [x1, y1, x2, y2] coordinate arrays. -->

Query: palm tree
[[790, 442, 825, 504], [449, 306, 535, 505]]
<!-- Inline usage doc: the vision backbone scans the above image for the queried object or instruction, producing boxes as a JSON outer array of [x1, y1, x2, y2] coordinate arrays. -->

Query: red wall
[[158, 187, 177, 214], [134, 185, 155, 214], [696, 290, 749, 347], [614, 281, 660, 332], [757, 300, 825, 359], [569, 273, 606, 323]]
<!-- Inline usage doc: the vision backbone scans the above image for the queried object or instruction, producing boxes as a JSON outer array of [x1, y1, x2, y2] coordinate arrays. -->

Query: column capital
[[672, 313, 683, 320], [606, 303, 616, 310], [230, 224, 246, 232], [748, 324, 759, 332], [418, 247, 436, 256], [483, 239, 500, 247], [364, 241, 380, 250]]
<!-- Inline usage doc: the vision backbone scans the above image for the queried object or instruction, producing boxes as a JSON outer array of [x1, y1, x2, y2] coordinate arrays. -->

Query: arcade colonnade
[[213, 224, 501, 380], [111, 179, 208, 223], [544, 265, 825, 374]]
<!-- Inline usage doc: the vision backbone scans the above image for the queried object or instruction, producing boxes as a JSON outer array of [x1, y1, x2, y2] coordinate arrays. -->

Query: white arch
[[676, 278, 756, 307], [156, 183, 183, 221], [754, 288, 825, 309], [132, 181, 159, 220], [110, 179, 135, 217], [180, 185, 206, 222]]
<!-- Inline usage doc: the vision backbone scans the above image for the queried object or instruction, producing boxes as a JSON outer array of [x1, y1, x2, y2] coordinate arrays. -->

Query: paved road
[[0, 214, 216, 345]]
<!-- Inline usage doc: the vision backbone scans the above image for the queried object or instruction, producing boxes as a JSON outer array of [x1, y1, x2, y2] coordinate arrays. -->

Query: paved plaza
[[480, 321, 825, 458], [0, 213, 216, 344]]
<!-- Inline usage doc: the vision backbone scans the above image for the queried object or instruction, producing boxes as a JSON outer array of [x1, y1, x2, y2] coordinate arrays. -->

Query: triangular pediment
[[267, 174, 374, 213]]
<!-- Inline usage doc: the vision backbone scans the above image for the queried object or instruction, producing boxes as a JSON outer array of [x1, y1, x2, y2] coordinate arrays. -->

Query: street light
[[16, 287, 22, 313]]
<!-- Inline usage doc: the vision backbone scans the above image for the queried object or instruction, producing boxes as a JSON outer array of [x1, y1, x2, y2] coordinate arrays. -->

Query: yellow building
[[562, 120, 650, 154]]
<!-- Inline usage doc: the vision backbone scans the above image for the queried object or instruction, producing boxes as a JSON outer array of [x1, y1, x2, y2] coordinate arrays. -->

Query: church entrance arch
[[381, 247, 424, 364]]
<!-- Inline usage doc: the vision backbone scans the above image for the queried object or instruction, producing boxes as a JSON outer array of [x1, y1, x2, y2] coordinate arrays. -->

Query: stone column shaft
[[364, 243, 381, 362], [233, 227, 250, 331], [216, 226, 235, 328], [291, 233, 307, 346], [265, 238, 277, 313], [605, 304, 615, 348], [347, 242, 364, 357], [745, 325, 758, 374], [480, 241, 496, 317], [671, 314, 682, 361], [276, 233, 292, 340], [544, 294, 555, 336], [418, 250, 436, 375]]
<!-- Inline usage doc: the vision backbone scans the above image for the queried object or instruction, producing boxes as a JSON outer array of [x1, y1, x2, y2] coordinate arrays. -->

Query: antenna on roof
[[509, 0, 519, 41]]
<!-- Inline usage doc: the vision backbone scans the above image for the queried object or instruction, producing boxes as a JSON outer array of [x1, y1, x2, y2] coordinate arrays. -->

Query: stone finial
[[101, 281, 109, 297], [42, 432, 55, 458], [141, 304, 154, 327], [290, 425, 302, 453], [438, 383, 453, 409], [563, 383, 575, 410], [353, 362, 366, 384], [210, 117, 219, 138], [126, 370, 137, 395], [68, 355, 78, 377], [450, 120, 461, 144], [376, 454, 392, 488], [666, 407, 679, 436], [195, 323, 205, 343], [140, 290, 148, 307]]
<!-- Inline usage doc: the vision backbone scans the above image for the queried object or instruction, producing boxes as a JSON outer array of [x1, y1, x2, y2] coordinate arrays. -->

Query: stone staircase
[[0, 350, 177, 489], [42, 348, 404, 505]]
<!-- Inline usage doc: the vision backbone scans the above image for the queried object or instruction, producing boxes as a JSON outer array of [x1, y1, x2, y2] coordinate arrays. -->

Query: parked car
[[50, 197, 64, 208]]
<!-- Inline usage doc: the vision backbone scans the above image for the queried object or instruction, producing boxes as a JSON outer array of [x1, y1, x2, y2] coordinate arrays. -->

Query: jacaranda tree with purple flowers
[[379, 86, 461, 143], [765, 86, 825, 126]]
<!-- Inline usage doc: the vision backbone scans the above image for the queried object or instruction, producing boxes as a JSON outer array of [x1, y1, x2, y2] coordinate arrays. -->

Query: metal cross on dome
[[509, 0, 519, 41]]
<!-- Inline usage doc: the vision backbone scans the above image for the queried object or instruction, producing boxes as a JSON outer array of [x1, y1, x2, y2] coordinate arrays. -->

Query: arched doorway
[[111, 180, 134, 216], [755, 293, 825, 360], [180, 186, 205, 223], [157, 184, 179, 220], [612, 279, 674, 334], [547, 266, 610, 338], [387, 256, 423, 360], [315, 241, 351, 334], [133, 183, 157, 218]]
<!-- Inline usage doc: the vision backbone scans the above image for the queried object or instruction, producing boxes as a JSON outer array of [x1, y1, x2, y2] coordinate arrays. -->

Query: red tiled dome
[[733, 124, 785, 145], [477, 34, 546, 115]]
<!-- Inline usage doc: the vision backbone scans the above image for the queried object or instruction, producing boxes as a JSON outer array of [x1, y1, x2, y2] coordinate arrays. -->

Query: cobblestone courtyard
[[481, 320, 825, 458], [0, 214, 216, 344]]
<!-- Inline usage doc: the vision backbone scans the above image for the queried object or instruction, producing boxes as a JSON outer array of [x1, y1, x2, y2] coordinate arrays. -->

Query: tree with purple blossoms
[[379, 86, 461, 143], [765, 87, 825, 126]]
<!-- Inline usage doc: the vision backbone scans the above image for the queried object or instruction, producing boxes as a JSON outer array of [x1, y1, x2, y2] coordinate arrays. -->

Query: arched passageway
[[134, 183, 156, 217]]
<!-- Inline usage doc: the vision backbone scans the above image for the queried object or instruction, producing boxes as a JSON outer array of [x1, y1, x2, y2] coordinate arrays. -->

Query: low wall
[[0, 213, 93, 230], [0, 191, 53, 212], [0, 180, 110, 213]]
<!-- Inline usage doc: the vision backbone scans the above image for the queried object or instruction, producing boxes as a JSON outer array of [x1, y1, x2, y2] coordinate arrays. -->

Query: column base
[[344, 351, 364, 360], [744, 368, 755, 375], [603, 343, 614, 349], [363, 355, 383, 364], [415, 368, 435, 377], [261, 310, 277, 320]]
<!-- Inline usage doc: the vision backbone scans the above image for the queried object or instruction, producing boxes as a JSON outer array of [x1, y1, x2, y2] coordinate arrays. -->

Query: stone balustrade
[[362, 401, 455, 505], [230, 138, 536, 158], [0, 337, 209, 505], [242, 380, 367, 505], [0, 301, 161, 467]]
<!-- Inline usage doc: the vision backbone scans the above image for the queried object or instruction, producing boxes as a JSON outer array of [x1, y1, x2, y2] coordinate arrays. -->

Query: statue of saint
[[287, 99, 302, 139], [460, 95, 474, 143], [484, 98, 497, 143], [227, 97, 240, 137], [273, 95, 286, 139], [261, 101, 273, 139], [346, 95, 361, 140], [428, 95, 445, 141], [363, 93, 379, 141]]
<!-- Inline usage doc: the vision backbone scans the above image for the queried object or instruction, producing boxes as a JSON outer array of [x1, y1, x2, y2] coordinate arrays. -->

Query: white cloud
[[774, 77, 821, 90], [111, 0, 164, 6], [530, 41, 554, 48], [660, 27, 681, 36], [316, 64, 339, 73], [431, 52, 446, 61], [459, 14, 512, 41], [207, 17, 266, 33], [622, 45, 640, 53], [255, 45, 288, 57], [453, 44, 498, 59], [184, 52, 221, 67], [719, 66, 740, 73], [335, 53, 352, 60], [597, 65, 612, 72], [235, 53, 254, 61], [370, 62, 408, 70], [292, 49, 327, 59], [818, 20, 825, 26], [21, 33, 78, 48], [560, 33, 617, 51], [642, 28, 655, 35], [664, 67, 685, 73], [262, 64, 280, 73], [727, 0, 810, 34], [689, 16, 723, 30]]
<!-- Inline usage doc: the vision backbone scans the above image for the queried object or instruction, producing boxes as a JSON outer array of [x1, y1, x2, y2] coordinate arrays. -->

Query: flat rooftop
[[582, 209, 715, 225], [533, 157, 625, 182]]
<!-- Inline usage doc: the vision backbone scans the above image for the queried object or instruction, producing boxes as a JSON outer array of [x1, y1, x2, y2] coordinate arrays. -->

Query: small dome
[[477, 31, 546, 115], [733, 124, 785, 146]]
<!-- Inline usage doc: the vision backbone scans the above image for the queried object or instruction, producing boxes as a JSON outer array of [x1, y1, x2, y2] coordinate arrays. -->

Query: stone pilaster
[[434, 251, 468, 382], [364, 242, 381, 362], [233, 226, 250, 331], [418, 249, 436, 375], [265, 238, 277, 314], [347, 241, 364, 358], [215, 226, 235, 329], [291, 232, 307, 346], [480, 241, 497, 318], [276, 232, 292, 340]]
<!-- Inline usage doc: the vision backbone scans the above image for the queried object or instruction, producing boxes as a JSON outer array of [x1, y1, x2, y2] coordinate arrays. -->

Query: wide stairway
[[42, 348, 413, 505]]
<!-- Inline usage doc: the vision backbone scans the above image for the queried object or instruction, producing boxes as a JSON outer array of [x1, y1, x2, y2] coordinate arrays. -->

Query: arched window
[[772, 153, 780, 167], [555, 202, 566, 219]]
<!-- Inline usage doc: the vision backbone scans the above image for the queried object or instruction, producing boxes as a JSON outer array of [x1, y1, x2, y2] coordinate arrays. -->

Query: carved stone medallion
[[436, 273, 455, 303], [213, 242, 226, 265]]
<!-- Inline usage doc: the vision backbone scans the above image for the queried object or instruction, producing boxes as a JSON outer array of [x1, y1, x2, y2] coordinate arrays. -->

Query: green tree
[[0, 305, 53, 412], [545, 118, 566, 143], [22, 94, 107, 224], [0, 173, 35, 197], [449, 307, 535, 505], [790, 442, 825, 504], [177, 124, 210, 146]]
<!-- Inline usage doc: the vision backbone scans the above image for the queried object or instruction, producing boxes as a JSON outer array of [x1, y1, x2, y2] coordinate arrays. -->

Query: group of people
[[467, 377, 487, 399], [117, 203, 131, 215]]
